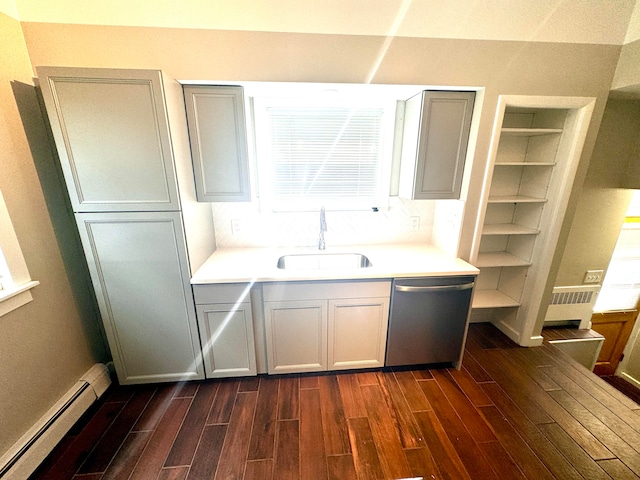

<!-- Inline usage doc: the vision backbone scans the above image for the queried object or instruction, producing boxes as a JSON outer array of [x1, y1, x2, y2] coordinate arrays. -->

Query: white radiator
[[544, 285, 601, 329], [0, 363, 111, 480]]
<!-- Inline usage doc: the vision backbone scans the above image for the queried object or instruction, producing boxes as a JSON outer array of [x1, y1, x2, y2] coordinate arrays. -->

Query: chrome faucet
[[318, 206, 327, 250]]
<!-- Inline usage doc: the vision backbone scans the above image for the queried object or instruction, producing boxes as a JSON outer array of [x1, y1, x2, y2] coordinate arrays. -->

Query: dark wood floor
[[602, 375, 640, 406], [32, 323, 640, 480]]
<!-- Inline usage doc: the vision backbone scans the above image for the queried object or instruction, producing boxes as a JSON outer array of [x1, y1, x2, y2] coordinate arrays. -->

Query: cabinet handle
[[395, 282, 475, 293]]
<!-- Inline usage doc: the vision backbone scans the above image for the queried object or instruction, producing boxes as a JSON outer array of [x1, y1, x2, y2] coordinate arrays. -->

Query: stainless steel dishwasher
[[385, 276, 476, 368]]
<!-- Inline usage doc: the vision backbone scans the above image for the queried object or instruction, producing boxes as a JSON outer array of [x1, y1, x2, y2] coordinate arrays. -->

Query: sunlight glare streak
[[364, 0, 414, 85], [299, 0, 413, 196], [186, 4, 421, 381]]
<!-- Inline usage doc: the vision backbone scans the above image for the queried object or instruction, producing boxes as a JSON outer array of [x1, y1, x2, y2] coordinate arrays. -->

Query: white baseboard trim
[[494, 319, 521, 344], [491, 320, 543, 347], [526, 335, 544, 347], [0, 363, 111, 479]]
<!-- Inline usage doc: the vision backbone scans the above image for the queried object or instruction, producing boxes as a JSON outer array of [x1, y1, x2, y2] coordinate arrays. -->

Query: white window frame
[[0, 190, 39, 317], [594, 218, 640, 312], [253, 94, 397, 212]]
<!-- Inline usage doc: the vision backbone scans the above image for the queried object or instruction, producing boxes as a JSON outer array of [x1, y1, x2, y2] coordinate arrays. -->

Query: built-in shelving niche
[[470, 96, 595, 346]]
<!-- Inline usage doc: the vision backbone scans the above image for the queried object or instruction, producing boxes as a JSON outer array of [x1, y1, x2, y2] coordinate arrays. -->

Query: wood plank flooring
[[31, 323, 640, 479], [602, 376, 640, 406]]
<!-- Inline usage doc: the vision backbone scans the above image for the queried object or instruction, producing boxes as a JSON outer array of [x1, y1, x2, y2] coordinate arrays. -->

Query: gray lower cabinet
[[399, 90, 475, 199], [263, 281, 391, 375], [328, 297, 389, 370], [264, 299, 328, 374], [193, 283, 257, 378], [75, 212, 204, 385]]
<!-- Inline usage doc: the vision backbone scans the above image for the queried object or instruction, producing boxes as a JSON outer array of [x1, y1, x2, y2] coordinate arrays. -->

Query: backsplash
[[211, 197, 435, 248]]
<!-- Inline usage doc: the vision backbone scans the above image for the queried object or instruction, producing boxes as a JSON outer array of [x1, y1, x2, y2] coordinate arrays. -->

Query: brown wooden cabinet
[[591, 306, 638, 376]]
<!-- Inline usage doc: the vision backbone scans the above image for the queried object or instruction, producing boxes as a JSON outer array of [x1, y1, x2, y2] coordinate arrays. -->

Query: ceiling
[[2, 0, 638, 46]]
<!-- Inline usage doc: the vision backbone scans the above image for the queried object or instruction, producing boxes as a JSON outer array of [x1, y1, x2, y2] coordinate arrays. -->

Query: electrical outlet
[[231, 219, 242, 235], [584, 269, 604, 284], [410, 216, 420, 231]]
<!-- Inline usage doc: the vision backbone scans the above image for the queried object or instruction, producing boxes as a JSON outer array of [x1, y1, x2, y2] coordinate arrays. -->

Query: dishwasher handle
[[394, 282, 475, 293]]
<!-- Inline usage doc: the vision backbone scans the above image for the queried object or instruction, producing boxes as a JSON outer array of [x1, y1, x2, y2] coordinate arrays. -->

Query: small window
[[254, 96, 395, 211], [0, 190, 39, 316], [594, 191, 640, 312]]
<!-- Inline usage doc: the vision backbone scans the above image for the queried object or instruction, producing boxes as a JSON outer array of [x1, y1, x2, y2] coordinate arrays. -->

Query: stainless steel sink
[[276, 253, 372, 270]]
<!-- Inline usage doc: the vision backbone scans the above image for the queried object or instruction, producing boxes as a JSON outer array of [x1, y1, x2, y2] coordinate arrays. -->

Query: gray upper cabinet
[[399, 91, 475, 200], [183, 85, 251, 202], [37, 67, 180, 212]]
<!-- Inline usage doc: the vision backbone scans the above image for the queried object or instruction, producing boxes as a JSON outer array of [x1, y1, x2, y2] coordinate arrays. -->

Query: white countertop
[[191, 243, 479, 284]]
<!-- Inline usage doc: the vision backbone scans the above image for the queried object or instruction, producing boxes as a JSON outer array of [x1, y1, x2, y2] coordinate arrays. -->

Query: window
[[594, 191, 640, 312], [0, 190, 39, 317], [254, 96, 396, 211]]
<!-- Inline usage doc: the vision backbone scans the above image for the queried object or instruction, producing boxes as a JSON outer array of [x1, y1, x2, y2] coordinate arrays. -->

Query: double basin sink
[[277, 253, 372, 270]]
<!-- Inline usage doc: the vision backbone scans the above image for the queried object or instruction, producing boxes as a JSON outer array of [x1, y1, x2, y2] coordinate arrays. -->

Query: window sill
[[0, 281, 40, 317]]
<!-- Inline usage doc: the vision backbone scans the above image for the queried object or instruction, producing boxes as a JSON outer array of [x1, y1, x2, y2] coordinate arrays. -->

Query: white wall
[[8, 0, 636, 44], [210, 197, 435, 248], [0, 11, 102, 457], [625, 0, 640, 43], [0, 0, 17, 19]]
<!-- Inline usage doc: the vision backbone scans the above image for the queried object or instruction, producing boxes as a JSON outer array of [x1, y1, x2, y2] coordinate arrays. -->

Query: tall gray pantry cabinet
[[37, 67, 216, 384]]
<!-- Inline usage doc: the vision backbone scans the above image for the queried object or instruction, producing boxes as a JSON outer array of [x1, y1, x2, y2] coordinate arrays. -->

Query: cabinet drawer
[[193, 283, 252, 304], [263, 280, 391, 302]]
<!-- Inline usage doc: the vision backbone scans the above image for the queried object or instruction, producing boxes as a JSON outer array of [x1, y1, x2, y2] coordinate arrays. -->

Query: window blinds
[[265, 106, 384, 208]]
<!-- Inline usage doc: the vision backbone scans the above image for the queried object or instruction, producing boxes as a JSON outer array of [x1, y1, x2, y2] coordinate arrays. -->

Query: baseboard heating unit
[[0, 363, 111, 480], [544, 285, 601, 329]]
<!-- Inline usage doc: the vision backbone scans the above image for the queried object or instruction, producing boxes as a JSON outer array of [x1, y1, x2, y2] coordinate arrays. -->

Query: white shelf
[[501, 128, 563, 136], [482, 224, 539, 235], [476, 252, 531, 267], [472, 290, 521, 309], [474, 99, 594, 343], [487, 195, 548, 204]]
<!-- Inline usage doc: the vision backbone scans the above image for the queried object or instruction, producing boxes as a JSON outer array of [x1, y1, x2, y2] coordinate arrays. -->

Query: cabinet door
[[591, 309, 638, 376], [183, 85, 251, 202], [264, 300, 327, 374], [400, 91, 475, 199], [196, 303, 256, 378], [328, 297, 389, 370], [76, 212, 204, 384], [37, 67, 180, 212]]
